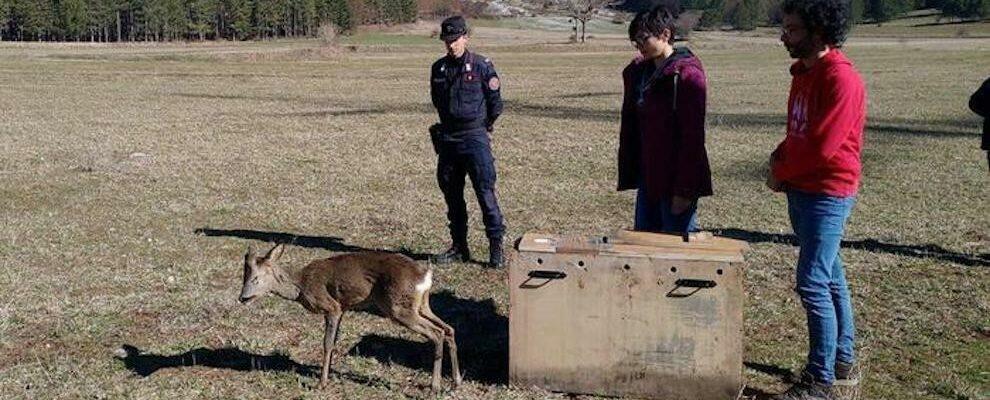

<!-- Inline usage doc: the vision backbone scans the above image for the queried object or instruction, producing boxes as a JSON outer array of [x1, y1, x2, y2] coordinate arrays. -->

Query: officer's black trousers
[[436, 131, 505, 242]]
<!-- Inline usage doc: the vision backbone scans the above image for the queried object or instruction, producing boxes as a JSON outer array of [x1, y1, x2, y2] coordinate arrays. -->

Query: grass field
[[0, 21, 988, 400]]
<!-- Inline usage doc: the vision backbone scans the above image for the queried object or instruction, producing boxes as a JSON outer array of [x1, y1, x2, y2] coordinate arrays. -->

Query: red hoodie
[[772, 49, 866, 197]]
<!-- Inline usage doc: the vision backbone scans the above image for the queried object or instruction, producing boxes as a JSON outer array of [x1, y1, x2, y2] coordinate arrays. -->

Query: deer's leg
[[320, 311, 343, 389], [419, 292, 461, 386], [394, 310, 445, 392]]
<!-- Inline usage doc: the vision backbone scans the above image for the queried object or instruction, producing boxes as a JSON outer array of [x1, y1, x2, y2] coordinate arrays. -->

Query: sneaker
[[773, 372, 836, 400], [834, 361, 860, 386], [432, 243, 470, 264], [488, 238, 504, 268]]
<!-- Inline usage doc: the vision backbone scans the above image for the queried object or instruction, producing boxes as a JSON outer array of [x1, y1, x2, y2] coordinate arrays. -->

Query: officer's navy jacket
[[431, 51, 503, 133]]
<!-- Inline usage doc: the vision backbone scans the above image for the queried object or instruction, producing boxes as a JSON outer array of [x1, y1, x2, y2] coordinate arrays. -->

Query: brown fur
[[239, 245, 461, 392]]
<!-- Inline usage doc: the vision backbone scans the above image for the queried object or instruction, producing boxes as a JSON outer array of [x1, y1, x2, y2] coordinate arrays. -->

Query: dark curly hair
[[781, 0, 852, 46], [628, 0, 682, 43]]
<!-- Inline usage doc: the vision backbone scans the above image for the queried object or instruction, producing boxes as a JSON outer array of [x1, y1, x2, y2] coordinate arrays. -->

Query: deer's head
[[239, 244, 285, 305]]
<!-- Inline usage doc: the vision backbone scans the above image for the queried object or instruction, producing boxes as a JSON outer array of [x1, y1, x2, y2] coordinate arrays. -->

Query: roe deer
[[238, 244, 461, 391]]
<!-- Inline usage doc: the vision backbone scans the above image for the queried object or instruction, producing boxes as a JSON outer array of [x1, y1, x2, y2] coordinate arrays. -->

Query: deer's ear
[[264, 243, 285, 263], [245, 246, 258, 267]]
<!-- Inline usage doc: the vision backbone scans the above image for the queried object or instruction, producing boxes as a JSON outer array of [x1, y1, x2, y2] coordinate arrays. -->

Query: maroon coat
[[617, 48, 713, 202]]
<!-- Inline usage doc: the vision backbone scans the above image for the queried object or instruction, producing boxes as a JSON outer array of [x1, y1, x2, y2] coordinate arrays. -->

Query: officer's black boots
[[488, 238, 505, 268], [432, 238, 504, 267], [432, 242, 470, 264]]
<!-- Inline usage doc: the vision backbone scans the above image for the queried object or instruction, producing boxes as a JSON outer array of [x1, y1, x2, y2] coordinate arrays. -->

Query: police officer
[[429, 16, 506, 268]]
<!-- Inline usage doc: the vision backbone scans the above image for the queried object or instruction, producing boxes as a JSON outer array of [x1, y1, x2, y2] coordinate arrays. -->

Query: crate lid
[[517, 230, 749, 263]]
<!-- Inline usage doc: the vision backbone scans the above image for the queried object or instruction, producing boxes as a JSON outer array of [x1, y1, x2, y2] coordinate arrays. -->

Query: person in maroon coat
[[617, 1, 713, 233]]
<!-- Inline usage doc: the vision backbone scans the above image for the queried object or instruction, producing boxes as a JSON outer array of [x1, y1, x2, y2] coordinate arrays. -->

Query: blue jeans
[[787, 190, 856, 385], [634, 189, 698, 233]]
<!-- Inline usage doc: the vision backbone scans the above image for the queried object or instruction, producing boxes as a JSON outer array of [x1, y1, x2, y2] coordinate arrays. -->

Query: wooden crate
[[509, 230, 749, 400]]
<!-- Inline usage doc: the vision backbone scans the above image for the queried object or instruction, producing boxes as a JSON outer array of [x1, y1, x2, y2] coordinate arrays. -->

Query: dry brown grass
[[0, 26, 988, 400]]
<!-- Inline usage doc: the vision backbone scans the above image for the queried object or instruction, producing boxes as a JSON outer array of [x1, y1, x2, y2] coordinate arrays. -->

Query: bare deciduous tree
[[547, 0, 617, 43]]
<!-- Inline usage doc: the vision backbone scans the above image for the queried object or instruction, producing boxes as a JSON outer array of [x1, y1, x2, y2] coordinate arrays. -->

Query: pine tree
[[393, 0, 416, 22], [735, 0, 769, 29], [299, 0, 318, 35], [865, 0, 912, 23], [698, 0, 725, 28], [939, 0, 989, 19], [123, 0, 147, 41], [0, 0, 10, 40], [143, 0, 165, 39], [850, 0, 865, 23], [254, 0, 290, 38], [227, 0, 251, 39], [85, 0, 113, 41], [59, 0, 91, 40], [317, 0, 351, 32], [12, 0, 55, 40], [187, 0, 214, 39], [144, 0, 186, 40]]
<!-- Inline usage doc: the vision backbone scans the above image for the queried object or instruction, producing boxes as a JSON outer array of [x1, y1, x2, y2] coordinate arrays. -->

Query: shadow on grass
[[118, 291, 508, 387], [500, 102, 980, 139], [173, 92, 980, 140], [557, 91, 621, 99], [715, 228, 990, 267], [745, 361, 797, 383], [347, 290, 509, 385], [741, 361, 798, 399], [194, 227, 433, 261], [118, 345, 316, 377], [912, 19, 988, 27], [116, 345, 393, 387], [741, 387, 774, 400]]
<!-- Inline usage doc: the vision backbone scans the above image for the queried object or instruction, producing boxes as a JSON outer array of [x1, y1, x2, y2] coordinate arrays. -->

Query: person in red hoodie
[[617, 1, 712, 234], [768, 0, 866, 398]]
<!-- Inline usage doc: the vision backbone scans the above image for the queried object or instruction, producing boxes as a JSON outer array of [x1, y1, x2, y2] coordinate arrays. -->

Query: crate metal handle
[[674, 279, 717, 288], [528, 270, 567, 280]]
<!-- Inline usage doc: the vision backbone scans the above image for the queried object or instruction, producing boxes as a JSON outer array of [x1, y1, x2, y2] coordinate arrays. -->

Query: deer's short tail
[[415, 269, 433, 294]]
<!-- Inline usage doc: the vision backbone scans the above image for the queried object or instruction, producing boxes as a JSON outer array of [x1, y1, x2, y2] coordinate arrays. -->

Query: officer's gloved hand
[[429, 123, 443, 155], [429, 123, 442, 136]]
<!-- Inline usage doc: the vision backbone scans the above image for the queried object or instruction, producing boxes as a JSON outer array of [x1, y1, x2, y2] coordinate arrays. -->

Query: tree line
[[0, 0, 422, 41], [1, 0, 986, 42], [621, 0, 988, 30]]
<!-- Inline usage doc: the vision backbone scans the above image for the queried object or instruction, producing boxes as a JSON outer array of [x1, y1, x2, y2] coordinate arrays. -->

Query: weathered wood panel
[[510, 231, 747, 400]]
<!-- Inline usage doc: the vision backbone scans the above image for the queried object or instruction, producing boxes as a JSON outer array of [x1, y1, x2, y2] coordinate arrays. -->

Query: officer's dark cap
[[440, 16, 469, 41]]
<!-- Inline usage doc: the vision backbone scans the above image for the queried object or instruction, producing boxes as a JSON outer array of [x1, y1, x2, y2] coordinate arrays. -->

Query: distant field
[[472, 13, 990, 38], [0, 21, 988, 400]]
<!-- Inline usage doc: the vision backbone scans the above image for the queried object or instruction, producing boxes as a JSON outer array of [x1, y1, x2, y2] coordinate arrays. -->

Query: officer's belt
[[440, 120, 486, 134]]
